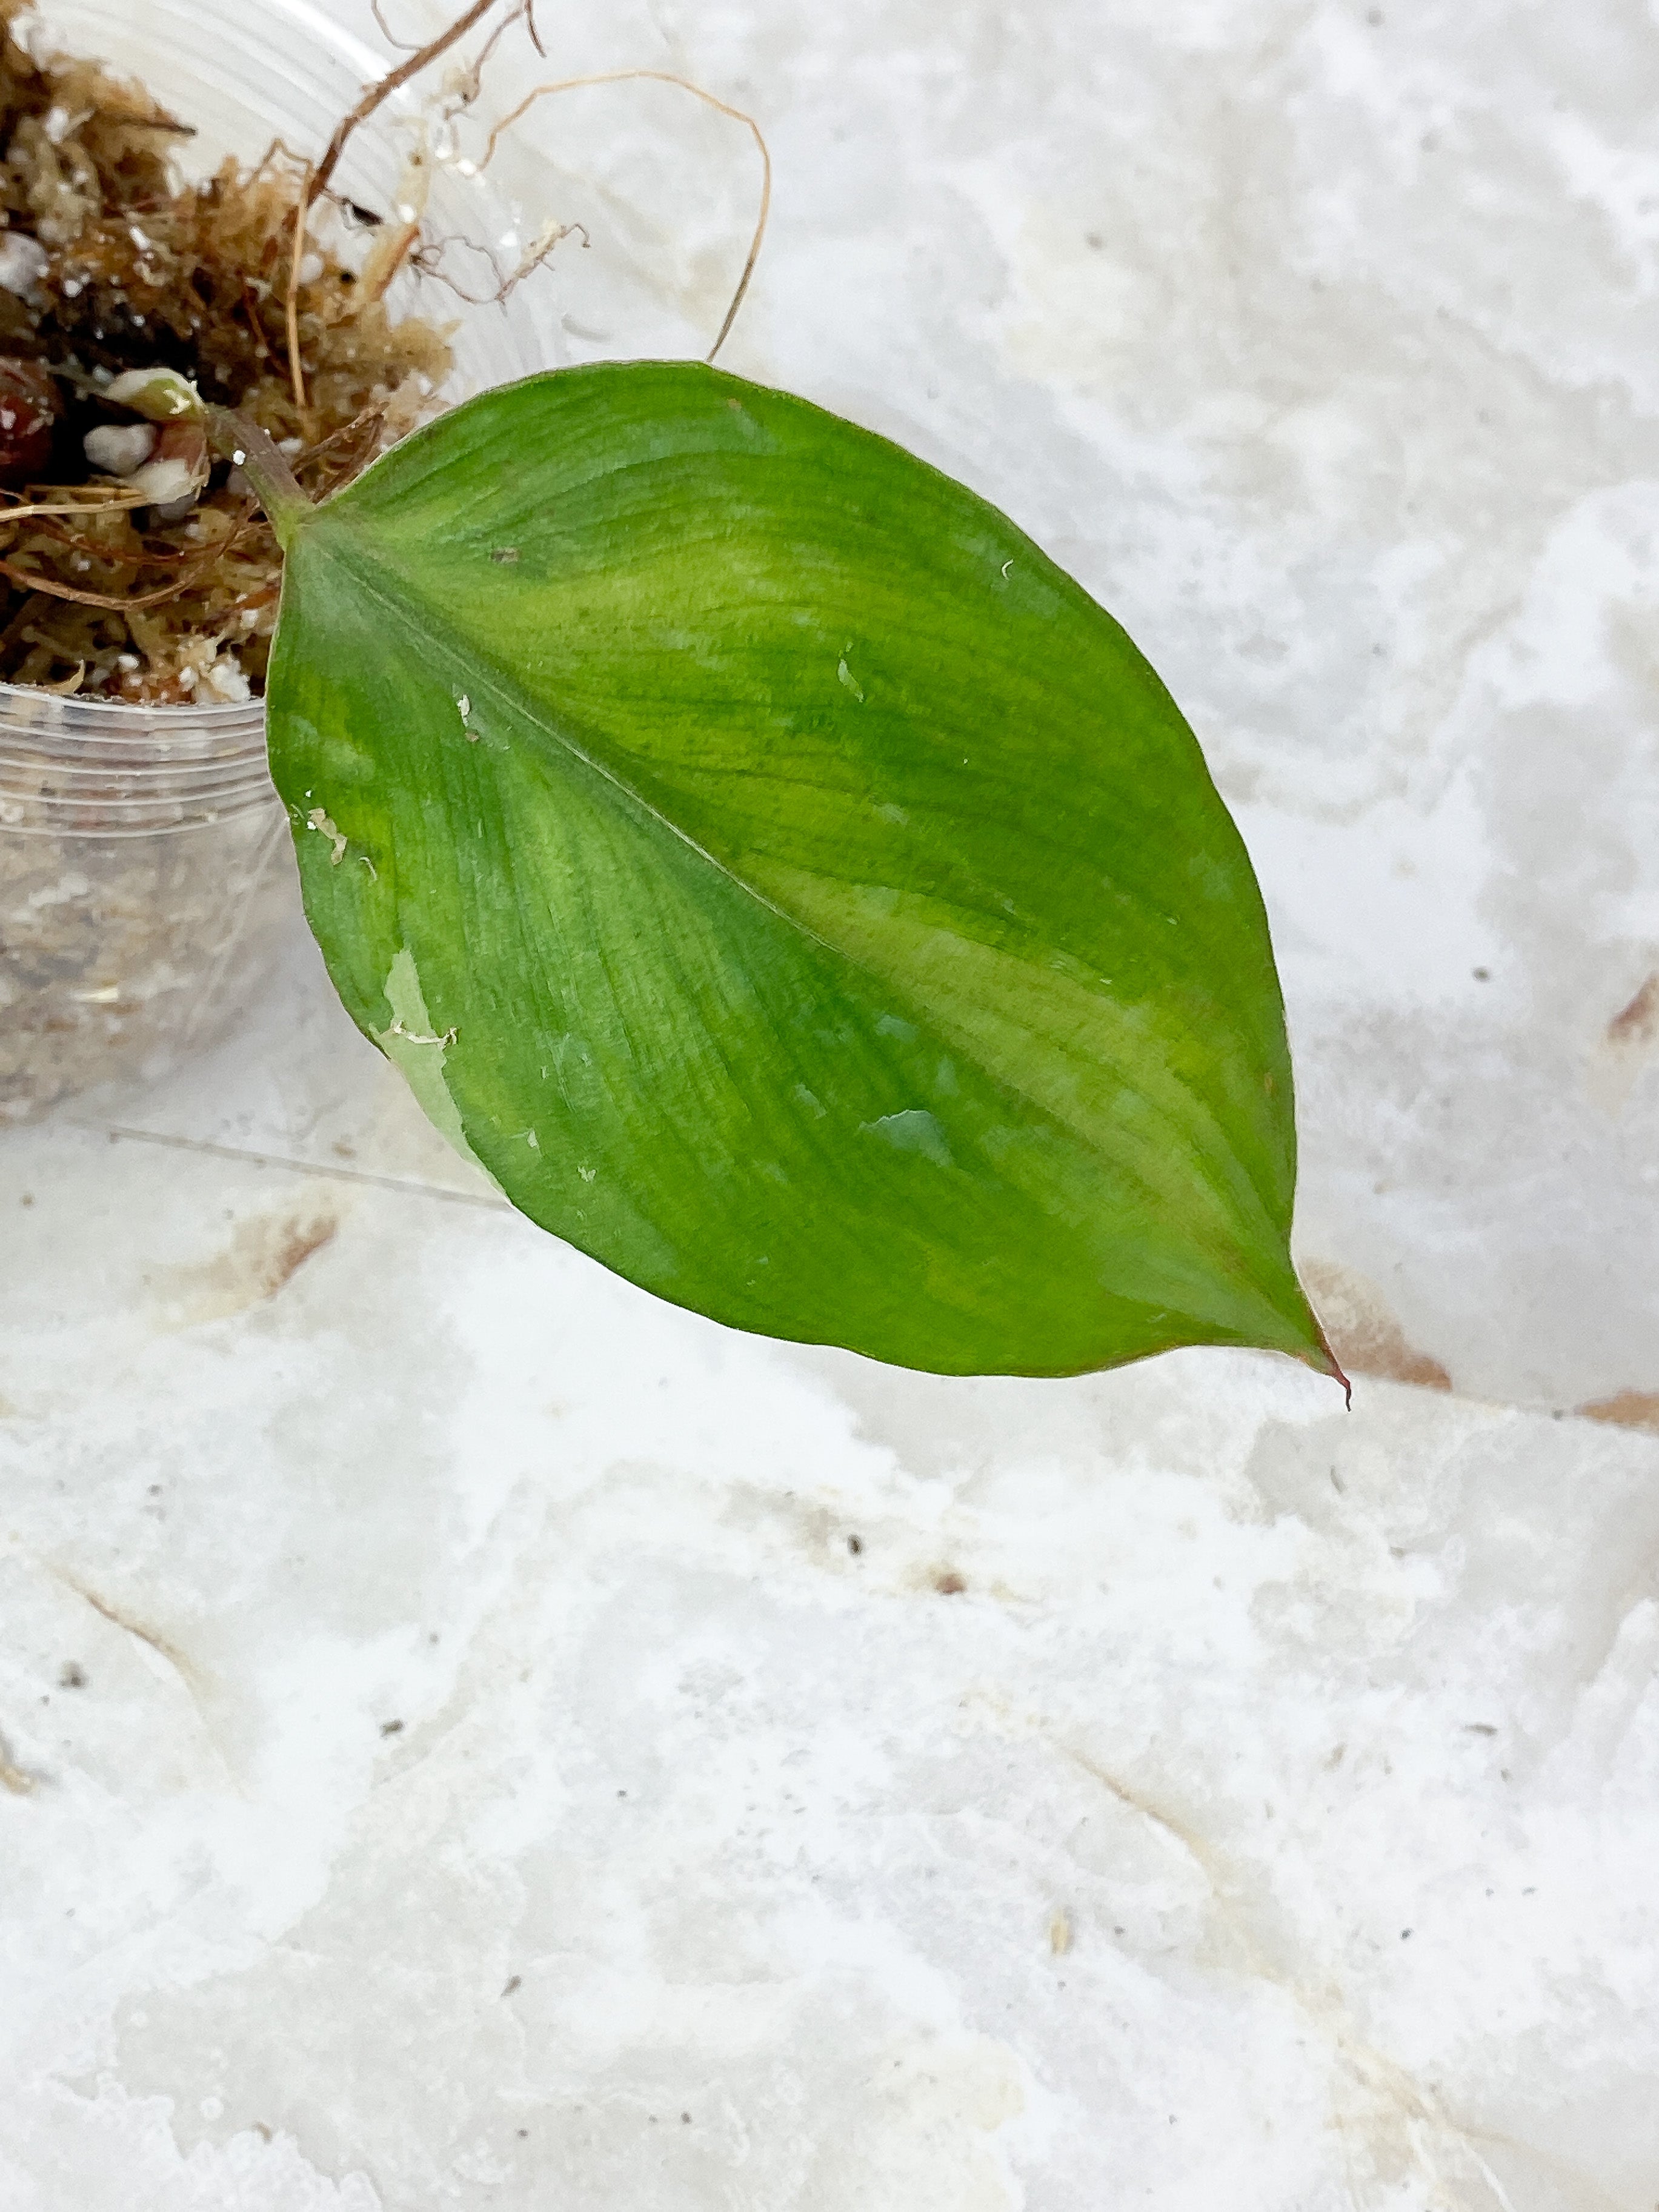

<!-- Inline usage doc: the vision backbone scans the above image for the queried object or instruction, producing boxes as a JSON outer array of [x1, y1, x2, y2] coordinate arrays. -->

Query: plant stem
[[204, 407, 313, 543]]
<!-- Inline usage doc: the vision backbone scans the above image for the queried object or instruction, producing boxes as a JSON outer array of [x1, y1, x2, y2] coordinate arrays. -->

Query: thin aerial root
[[240, 276, 276, 363], [0, 556, 227, 611], [481, 71, 773, 361], [286, 161, 312, 414], [311, 0, 502, 208], [0, 491, 147, 526], [364, 219, 423, 304], [450, 2, 531, 110], [369, 0, 424, 53], [411, 217, 587, 307]]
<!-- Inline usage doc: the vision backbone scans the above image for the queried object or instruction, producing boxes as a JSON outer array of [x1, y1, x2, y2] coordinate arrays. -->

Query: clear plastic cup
[[0, 0, 553, 1124]]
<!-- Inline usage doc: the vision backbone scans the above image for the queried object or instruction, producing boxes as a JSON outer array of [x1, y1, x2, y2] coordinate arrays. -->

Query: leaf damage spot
[[488, 546, 520, 563], [837, 649, 865, 703], [305, 806, 347, 863], [373, 949, 496, 1183], [457, 692, 478, 739], [866, 1107, 953, 1167], [388, 1017, 457, 1047]]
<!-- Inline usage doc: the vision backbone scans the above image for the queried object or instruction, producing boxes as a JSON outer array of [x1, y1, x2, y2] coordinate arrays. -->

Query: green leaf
[[264, 360, 1335, 1381]]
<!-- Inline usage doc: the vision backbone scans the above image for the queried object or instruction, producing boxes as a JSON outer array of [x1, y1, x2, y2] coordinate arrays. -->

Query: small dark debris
[[59, 1662, 86, 1689], [934, 1570, 966, 1596], [1463, 1722, 1497, 1735], [19, 1193, 32, 1207], [502, 1974, 522, 1996], [1401, 1928, 1412, 1939], [345, 200, 384, 227], [1085, 231, 1103, 249], [517, 2127, 528, 2137], [1473, 967, 1490, 981], [617, 1788, 627, 1798], [380, 1719, 404, 1736], [681, 2112, 691, 2124], [847, 1534, 863, 1555]]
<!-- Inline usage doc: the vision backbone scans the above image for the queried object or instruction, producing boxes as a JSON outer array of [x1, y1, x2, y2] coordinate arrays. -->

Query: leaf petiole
[[204, 407, 313, 543]]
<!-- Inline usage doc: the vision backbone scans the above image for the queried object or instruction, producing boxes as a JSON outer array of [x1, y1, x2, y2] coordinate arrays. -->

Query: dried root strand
[[310, 0, 500, 208], [482, 69, 772, 362]]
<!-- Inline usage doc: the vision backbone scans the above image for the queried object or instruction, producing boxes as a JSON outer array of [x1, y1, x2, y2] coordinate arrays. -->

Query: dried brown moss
[[0, 0, 452, 700]]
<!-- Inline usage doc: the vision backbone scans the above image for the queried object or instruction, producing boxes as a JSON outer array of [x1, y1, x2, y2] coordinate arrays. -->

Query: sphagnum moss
[[0, 0, 452, 703]]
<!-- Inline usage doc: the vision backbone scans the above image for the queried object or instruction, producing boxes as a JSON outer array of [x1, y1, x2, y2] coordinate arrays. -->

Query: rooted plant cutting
[[2, 0, 1341, 1387]]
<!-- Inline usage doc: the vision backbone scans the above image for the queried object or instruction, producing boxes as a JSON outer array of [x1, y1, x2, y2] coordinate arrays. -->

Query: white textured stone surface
[[3, 0, 1657, 2205]]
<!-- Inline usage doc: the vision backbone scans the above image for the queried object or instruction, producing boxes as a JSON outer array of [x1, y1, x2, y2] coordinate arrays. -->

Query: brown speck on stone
[[1606, 971, 1659, 1050], [1300, 1258, 1451, 1391], [1577, 1390, 1659, 1438]]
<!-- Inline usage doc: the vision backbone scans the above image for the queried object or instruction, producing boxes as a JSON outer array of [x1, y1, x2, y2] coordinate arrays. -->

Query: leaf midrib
[[304, 519, 1292, 1314]]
